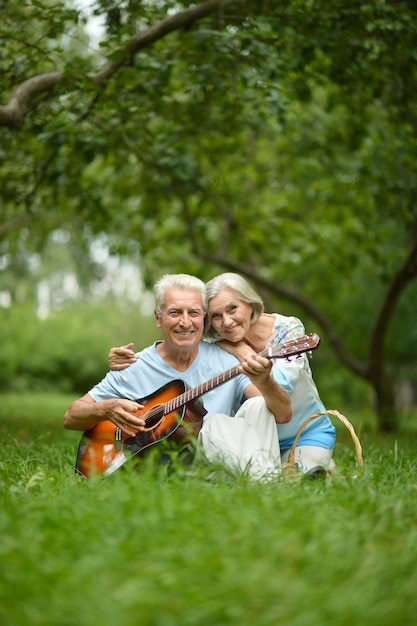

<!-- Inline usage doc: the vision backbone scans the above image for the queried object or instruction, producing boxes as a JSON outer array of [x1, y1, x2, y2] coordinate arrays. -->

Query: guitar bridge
[[114, 427, 123, 452]]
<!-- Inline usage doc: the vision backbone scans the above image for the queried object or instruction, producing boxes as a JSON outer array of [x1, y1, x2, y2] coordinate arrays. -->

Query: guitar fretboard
[[166, 363, 242, 413], [159, 333, 319, 416]]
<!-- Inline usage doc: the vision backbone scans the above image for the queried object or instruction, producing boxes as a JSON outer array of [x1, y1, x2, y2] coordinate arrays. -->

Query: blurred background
[[1, 0, 416, 432]]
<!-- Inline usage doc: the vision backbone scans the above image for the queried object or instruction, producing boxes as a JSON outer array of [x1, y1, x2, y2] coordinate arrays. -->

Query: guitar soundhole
[[145, 404, 165, 428]]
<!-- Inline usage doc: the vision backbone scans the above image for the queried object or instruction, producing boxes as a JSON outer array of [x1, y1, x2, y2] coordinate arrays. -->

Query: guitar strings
[[142, 334, 318, 427]]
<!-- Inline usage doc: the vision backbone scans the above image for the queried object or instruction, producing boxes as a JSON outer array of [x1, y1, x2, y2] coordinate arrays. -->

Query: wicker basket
[[282, 410, 364, 477]]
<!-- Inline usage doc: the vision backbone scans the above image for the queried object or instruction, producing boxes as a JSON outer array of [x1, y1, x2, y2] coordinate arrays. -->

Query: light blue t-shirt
[[89, 341, 250, 418]]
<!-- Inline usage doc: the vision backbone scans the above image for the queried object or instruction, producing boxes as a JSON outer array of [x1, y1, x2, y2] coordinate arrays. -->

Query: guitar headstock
[[265, 333, 320, 360]]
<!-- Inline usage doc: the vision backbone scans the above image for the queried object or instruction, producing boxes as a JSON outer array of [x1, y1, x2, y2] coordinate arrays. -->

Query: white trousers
[[198, 397, 281, 481], [281, 446, 335, 473]]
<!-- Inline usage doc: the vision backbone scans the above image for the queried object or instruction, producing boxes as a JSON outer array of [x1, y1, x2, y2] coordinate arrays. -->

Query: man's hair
[[154, 274, 207, 314], [205, 272, 264, 338]]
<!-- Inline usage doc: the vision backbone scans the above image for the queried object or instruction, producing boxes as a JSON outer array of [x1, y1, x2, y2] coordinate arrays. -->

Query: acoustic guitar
[[75, 333, 320, 477]]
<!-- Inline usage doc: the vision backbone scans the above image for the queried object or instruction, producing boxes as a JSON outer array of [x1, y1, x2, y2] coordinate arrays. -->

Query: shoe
[[305, 466, 327, 480]]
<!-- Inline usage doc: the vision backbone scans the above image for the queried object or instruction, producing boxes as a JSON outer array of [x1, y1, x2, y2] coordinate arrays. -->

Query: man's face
[[155, 288, 205, 351]]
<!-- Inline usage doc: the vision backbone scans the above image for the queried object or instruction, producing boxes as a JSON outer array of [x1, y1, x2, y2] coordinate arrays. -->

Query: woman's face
[[208, 288, 253, 342]]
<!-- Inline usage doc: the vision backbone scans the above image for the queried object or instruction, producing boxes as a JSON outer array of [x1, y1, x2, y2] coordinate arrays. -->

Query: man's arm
[[240, 355, 292, 424], [63, 393, 146, 436]]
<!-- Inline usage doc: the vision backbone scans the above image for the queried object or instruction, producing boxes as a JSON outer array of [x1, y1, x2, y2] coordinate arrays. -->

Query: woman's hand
[[108, 343, 137, 371], [239, 354, 273, 385]]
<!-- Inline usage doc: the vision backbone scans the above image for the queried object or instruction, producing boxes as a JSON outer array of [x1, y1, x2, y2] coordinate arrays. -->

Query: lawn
[[1, 392, 417, 626]]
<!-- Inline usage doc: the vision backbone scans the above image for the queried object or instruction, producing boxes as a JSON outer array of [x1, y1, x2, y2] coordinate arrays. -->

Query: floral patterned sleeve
[[268, 314, 305, 347]]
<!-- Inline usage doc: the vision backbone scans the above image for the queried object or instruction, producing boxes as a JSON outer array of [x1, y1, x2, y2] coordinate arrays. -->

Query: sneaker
[[304, 466, 327, 480]]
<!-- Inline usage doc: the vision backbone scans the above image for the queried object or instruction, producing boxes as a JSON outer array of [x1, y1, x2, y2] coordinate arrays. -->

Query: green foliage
[[1, 0, 417, 428], [0, 300, 156, 393], [1, 0, 79, 81], [1, 393, 417, 625]]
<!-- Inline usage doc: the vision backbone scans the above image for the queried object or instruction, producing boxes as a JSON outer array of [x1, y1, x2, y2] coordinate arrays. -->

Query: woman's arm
[[215, 340, 252, 362], [240, 355, 292, 424]]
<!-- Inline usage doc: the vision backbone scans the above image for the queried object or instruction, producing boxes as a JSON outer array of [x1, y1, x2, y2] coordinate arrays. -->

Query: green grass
[[1, 392, 417, 626]]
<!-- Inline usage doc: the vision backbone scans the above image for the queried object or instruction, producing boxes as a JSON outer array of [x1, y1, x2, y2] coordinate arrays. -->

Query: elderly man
[[64, 274, 291, 480]]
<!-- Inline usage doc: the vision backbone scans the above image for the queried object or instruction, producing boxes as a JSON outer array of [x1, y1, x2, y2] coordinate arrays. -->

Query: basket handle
[[285, 410, 363, 473]]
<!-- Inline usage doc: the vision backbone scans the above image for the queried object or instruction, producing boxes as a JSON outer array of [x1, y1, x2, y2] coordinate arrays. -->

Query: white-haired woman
[[204, 273, 335, 475]]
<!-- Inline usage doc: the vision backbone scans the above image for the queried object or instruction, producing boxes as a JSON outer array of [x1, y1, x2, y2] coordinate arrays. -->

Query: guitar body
[[75, 380, 205, 478], [74, 333, 320, 478]]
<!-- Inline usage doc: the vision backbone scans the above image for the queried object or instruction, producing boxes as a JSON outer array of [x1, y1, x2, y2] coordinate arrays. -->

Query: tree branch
[[0, 72, 63, 129], [92, 0, 221, 84], [0, 0, 221, 129]]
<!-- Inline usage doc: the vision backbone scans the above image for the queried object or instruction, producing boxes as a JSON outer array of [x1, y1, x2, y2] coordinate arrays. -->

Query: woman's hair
[[205, 272, 264, 338], [153, 274, 207, 314]]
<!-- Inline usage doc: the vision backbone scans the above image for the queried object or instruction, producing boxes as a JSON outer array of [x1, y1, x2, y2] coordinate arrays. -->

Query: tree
[[1, 0, 417, 429]]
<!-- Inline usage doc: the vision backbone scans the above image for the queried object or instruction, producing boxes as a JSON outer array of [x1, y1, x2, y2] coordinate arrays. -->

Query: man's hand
[[64, 395, 146, 434], [103, 398, 146, 437]]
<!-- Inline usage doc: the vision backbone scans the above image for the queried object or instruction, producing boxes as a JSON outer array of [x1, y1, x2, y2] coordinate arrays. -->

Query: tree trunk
[[373, 373, 398, 432]]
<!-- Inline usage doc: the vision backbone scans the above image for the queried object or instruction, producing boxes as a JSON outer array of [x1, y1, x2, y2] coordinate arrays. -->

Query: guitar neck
[[160, 333, 319, 416], [165, 347, 270, 414]]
